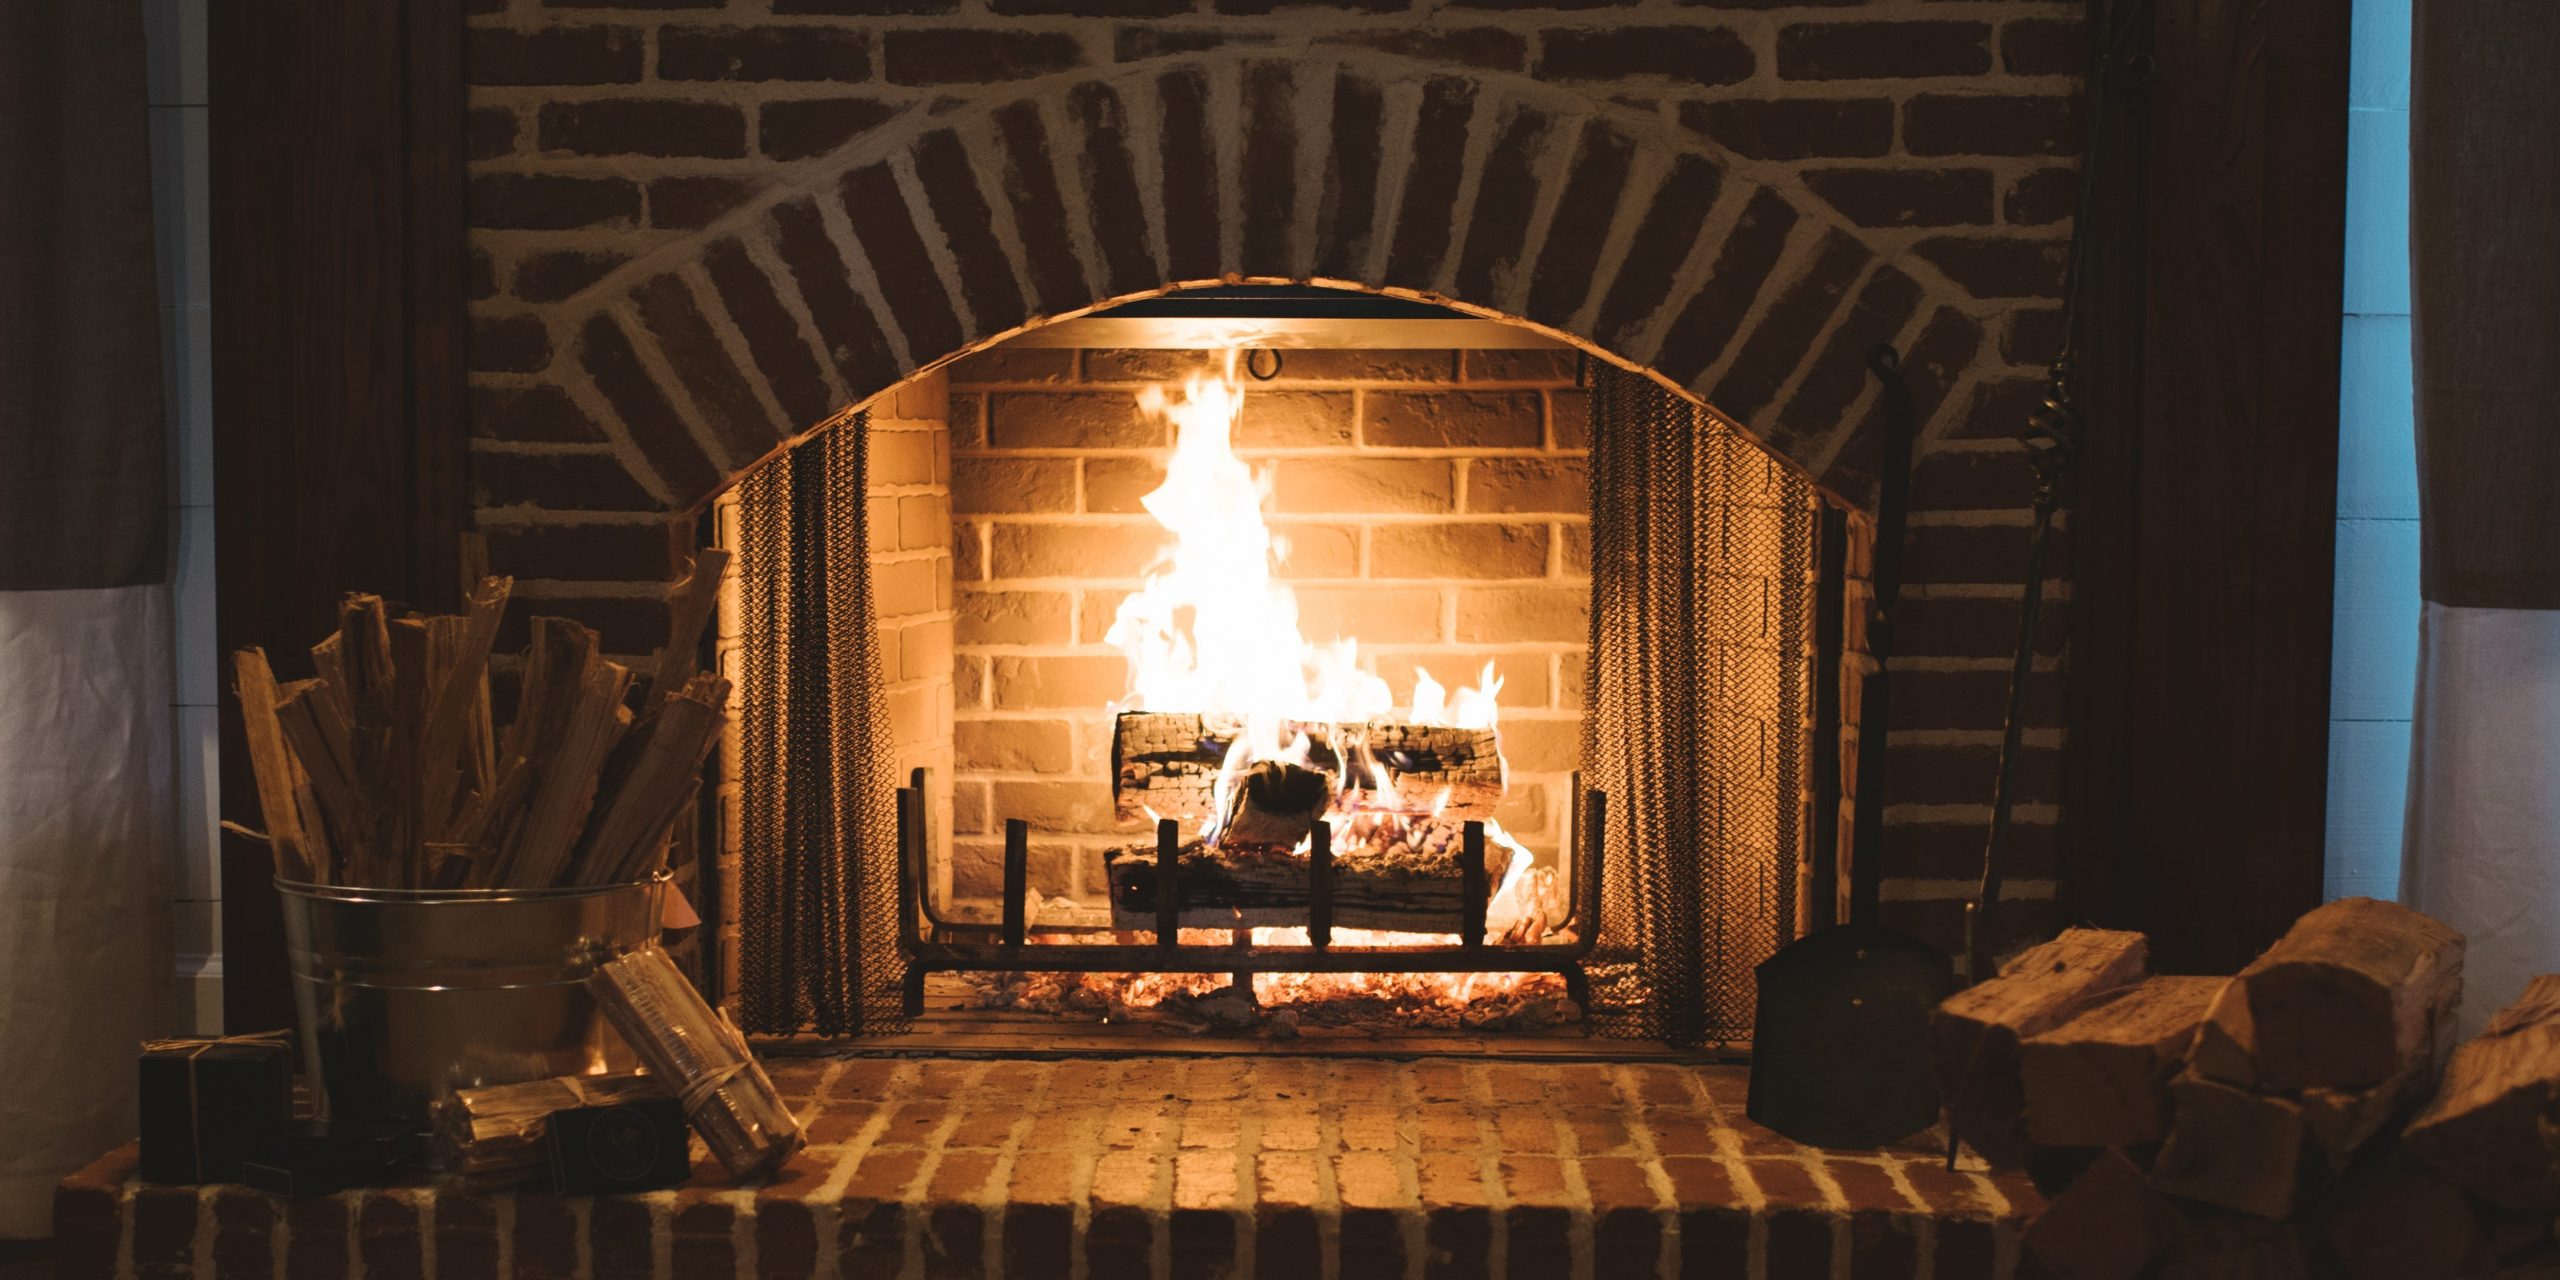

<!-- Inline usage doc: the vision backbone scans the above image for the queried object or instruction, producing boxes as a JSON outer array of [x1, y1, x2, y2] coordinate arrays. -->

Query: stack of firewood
[[1935, 899, 2560, 1278], [231, 552, 730, 890]]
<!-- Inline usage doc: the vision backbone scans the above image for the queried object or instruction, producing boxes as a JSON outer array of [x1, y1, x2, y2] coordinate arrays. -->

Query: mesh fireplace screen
[[731, 412, 910, 1036], [1581, 365, 1818, 1047]]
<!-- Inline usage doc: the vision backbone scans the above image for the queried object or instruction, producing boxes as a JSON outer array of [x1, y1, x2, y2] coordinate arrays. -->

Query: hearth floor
[[57, 1055, 2039, 1280]]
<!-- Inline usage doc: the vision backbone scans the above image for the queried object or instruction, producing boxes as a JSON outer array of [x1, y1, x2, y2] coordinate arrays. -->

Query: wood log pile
[[1935, 898, 2560, 1279], [1110, 711, 1502, 824], [230, 554, 731, 889]]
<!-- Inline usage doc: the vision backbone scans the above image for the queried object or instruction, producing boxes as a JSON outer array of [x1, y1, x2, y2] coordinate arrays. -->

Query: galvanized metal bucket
[[276, 876, 664, 1129]]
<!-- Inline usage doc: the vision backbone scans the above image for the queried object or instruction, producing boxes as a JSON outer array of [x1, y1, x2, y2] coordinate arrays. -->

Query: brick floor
[[56, 1057, 2037, 1279]]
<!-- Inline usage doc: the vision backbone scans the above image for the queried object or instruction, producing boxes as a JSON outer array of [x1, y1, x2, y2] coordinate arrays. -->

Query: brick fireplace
[[464, 5, 2082, 986]]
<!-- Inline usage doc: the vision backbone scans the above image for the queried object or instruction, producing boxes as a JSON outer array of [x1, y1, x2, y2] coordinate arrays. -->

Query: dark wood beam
[[211, 0, 468, 1030], [2065, 0, 2350, 972]]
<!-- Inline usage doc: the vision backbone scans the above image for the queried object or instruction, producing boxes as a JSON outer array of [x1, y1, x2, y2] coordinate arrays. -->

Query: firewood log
[[1111, 711, 1502, 823], [2023, 975, 2226, 1148], [2153, 1206, 2311, 1280], [2405, 974, 2560, 1211], [572, 672, 729, 885], [274, 679, 366, 876], [2192, 897, 2464, 1093], [644, 549, 728, 713], [1215, 760, 1330, 847], [500, 650, 632, 888], [2150, 1070, 2315, 1219], [2320, 1141, 2498, 1280], [231, 648, 316, 884], [230, 564, 728, 892], [2023, 1149, 2181, 1280], [1102, 821, 1494, 932], [418, 577, 510, 842], [2300, 1060, 2433, 1165], [1931, 927, 2149, 1166]]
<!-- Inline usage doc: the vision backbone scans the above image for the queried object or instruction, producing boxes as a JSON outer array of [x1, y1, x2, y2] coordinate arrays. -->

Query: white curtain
[[0, 588, 171, 1237], [2401, 0, 2560, 1035]]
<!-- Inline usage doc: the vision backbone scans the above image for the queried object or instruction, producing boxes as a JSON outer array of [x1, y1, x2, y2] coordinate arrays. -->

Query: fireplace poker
[[1940, 0, 2140, 1174]]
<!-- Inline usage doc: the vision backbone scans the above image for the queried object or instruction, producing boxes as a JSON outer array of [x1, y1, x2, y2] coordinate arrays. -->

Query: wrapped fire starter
[[432, 1070, 667, 1188], [138, 1030, 295, 1184], [587, 947, 802, 1179]]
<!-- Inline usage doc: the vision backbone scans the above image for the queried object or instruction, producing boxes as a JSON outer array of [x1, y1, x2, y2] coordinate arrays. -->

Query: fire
[[1052, 349, 1567, 1019]]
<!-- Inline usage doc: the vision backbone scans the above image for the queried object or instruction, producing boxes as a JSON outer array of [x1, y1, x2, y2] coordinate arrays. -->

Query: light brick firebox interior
[[939, 343, 1594, 913]]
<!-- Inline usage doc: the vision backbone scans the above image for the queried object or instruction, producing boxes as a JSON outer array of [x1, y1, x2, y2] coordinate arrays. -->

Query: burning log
[[1110, 711, 1503, 823], [1101, 819, 1498, 932], [1216, 760, 1332, 847]]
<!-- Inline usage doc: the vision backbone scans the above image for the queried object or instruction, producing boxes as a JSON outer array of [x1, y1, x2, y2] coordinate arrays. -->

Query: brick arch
[[522, 49, 1994, 517]]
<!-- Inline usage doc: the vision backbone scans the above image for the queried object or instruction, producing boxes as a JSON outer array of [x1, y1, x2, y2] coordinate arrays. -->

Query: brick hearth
[[58, 1056, 2036, 1280]]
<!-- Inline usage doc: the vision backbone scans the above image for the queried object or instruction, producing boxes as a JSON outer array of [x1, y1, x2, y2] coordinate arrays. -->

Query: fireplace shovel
[[1744, 346, 1955, 1150]]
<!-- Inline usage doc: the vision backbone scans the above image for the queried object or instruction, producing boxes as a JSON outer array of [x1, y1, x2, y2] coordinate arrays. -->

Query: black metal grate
[[732, 413, 909, 1036], [1580, 365, 1818, 1047]]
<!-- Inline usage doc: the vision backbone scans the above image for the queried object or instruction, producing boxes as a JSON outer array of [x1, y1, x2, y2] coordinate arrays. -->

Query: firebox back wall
[[945, 344, 1591, 909]]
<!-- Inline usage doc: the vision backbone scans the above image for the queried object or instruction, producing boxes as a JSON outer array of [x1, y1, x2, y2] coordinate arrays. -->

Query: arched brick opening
[[500, 49, 1998, 527]]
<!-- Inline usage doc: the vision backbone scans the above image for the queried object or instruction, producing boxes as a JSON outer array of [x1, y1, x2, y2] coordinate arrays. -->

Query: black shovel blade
[[1746, 923, 1954, 1150]]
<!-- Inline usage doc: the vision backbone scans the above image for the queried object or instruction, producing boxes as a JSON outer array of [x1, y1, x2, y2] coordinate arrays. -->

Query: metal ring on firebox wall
[[1245, 349, 1283, 381]]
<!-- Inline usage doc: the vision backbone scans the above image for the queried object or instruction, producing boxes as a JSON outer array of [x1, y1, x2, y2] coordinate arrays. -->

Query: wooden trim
[[2064, 0, 2349, 972], [211, 0, 470, 1031]]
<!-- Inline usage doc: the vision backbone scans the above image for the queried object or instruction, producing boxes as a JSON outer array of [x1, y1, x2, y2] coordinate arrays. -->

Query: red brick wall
[[464, 3, 2081, 959]]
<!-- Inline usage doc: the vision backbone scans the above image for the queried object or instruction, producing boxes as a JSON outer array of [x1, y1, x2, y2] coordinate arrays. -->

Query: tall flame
[[1104, 353, 1396, 731], [1103, 351, 1497, 743]]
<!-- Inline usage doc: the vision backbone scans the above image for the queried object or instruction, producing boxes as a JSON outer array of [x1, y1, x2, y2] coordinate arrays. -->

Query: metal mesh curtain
[[732, 412, 910, 1036], [1581, 365, 1817, 1047]]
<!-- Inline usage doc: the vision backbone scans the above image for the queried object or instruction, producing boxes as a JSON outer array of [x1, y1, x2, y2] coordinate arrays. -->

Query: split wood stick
[[1932, 927, 2149, 1167], [2021, 1149, 2179, 1280], [274, 681, 365, 870], [307, 632, 354, 735], [339, 594, 396, 727], [2403, 973, 2560, 1210], [2022, 974, 2225, 1148], [571, 673, 727, 885], [2149, 1070, 2314, 1219], [230, 648, 314, 884], [456, 755, 535, 887], [418, 577, 511, 840], [503, 657, 633, 888], [388, 617, 430, 888], [644, 549, 729, 713], [2191, 896, 2464, 1092]]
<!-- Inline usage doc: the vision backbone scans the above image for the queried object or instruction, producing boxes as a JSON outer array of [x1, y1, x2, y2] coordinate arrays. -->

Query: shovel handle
[[1848, 346, 1917, 929]]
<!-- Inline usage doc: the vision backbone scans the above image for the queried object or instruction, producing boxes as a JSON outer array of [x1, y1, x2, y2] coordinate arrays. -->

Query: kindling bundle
[[230, 554, 731, 890]]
